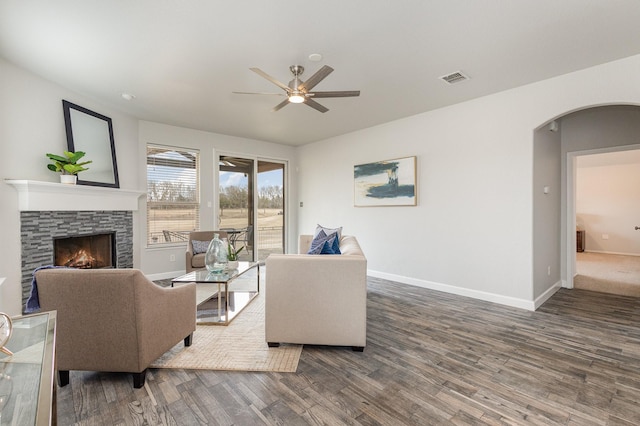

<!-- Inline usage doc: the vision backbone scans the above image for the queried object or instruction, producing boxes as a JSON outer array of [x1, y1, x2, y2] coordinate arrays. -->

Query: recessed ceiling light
[[308, 53, 322, 62], [121, 93, 135, 101]]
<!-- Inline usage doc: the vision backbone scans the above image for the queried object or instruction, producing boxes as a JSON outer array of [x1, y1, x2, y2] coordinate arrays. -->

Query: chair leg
[[184, 333, 193, 347], [267, 342, 280, 348], [58, 370, 70, 386], [132, 369, 147, 388]]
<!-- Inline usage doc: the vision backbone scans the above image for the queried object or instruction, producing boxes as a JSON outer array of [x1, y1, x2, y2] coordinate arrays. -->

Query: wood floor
[[57, 277, 640, 425]]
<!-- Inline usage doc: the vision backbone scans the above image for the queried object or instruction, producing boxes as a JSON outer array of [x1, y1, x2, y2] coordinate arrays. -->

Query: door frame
[[565, 143, 640, 288]]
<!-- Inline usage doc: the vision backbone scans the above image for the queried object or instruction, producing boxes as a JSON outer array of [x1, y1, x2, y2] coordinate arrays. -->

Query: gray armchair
[[35, 268, 196, 388], [186, 230, 228, 272]]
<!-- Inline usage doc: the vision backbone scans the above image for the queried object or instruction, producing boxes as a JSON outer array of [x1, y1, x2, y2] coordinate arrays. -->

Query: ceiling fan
[[233, 65, 360, 113]]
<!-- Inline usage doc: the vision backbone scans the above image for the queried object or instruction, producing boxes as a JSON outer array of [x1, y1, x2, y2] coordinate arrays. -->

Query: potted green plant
[[46, 151, 92, 184], [227, 242, 244, 269]]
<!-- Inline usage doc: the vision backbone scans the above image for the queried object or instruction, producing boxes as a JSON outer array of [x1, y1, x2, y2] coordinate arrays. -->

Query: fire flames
[[62, 249, 97, 268]]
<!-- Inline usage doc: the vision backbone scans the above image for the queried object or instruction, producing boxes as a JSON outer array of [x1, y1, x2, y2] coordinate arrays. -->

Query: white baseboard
[[367, 269, 537, 311], [533, 281, 562, 310], [583, 250, 640, 257]]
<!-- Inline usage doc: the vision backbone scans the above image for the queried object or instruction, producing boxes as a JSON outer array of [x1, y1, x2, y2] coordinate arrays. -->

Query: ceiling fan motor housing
[[289, 65, 304, 77]]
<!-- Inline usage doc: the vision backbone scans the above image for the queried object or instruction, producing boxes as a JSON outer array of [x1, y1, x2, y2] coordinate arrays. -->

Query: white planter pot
[[226, 260, 239, 270], [60, 175, 77, 185]]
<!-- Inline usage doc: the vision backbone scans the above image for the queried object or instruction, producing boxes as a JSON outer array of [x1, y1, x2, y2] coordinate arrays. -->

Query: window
[[147, 145, 199, 245]]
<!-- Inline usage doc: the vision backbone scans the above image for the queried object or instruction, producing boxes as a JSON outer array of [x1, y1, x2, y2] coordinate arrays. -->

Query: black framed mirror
[[62, 100, 120, 188]]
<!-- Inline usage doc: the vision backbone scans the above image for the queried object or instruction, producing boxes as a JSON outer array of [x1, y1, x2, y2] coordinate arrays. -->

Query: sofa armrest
[[135, 279, 196, 367], [186, 249, 195, 272]]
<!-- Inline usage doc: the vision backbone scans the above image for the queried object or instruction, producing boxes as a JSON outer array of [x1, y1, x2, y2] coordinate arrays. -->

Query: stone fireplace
[[7, 180, 144, 313], [20, 210, 134, 308]]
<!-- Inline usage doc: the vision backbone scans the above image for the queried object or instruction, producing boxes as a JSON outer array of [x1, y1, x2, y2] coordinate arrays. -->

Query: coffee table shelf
[[171, 262, 260, 325]]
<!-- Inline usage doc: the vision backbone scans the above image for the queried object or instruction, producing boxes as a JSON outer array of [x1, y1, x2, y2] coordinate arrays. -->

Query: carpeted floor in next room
[[574, 251, 640, 297]]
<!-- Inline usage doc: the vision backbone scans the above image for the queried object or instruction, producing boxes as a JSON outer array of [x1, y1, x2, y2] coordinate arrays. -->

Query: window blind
[[146, 145, 200, 245]]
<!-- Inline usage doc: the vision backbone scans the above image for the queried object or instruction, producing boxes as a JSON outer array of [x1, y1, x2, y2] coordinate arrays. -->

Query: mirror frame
[[62, 100, 120, 188]]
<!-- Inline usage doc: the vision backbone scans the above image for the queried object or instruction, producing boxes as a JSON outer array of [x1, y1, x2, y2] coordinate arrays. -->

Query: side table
[[577, 229, 585, 252]]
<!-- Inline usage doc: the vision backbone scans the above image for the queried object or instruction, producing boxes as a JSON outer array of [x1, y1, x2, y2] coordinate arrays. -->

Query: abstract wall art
[[354, 156, 417, 206]]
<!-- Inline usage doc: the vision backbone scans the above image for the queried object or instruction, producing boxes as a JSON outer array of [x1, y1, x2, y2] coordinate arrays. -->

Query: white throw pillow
[[314, 224, 342, 239]]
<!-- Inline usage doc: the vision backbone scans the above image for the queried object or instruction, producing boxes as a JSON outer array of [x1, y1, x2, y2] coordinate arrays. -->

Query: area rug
[[150, 293, 302, 372]]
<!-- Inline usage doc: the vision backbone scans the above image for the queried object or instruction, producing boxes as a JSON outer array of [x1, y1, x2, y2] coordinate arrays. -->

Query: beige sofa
[[186, 230, 228, 272], [265, 234, 367, 351], [35, 268, 196, 388]]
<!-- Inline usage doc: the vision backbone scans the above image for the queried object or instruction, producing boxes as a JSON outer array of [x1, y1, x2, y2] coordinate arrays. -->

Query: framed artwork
[[354, 156, 417, 206], [62, 100, 120, 188]]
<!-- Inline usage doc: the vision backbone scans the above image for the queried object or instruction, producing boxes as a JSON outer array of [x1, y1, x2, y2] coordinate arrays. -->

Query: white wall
[[577, 162, 640, 255], [138, 121, 298, 279], [0, 58, 140, 315], [532, 123, 562, 301], [298, 54, 640, 310]]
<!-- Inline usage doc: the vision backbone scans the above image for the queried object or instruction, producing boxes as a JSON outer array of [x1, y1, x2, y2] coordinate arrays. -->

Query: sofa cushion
[[191, 240, 210, 254], [191, 253, 206, 268], [339, 236, 363, 256]]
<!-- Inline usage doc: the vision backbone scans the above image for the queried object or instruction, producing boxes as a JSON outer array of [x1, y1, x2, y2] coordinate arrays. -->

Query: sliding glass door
[[219, 156, 255, 261], [257, 160, 285, 260], [218, 156, 285, 262]]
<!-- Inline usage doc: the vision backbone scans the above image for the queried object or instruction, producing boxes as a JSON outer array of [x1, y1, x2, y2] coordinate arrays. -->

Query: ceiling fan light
[[288, 94, 305, 103]]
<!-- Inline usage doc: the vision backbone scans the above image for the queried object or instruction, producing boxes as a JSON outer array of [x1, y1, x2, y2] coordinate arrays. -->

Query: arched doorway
[[533, 105, 640, 298]]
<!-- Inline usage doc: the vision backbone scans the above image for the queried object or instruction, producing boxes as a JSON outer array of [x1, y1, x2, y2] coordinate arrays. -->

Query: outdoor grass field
[[148, 208, 283, 256]]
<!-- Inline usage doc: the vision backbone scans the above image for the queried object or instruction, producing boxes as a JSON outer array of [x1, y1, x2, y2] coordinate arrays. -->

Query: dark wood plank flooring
[[57, 277, 640, 425]]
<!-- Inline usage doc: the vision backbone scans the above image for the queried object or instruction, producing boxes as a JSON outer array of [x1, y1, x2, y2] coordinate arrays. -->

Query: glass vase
[[205, 233, 228, 273]]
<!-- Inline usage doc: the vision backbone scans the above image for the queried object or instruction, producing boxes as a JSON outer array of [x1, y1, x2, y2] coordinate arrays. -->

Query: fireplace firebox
[[54, 233, 116, 268]]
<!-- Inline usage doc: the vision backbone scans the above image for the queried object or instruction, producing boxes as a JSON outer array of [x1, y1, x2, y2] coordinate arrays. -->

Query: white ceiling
[[2, 1, 640, 146]]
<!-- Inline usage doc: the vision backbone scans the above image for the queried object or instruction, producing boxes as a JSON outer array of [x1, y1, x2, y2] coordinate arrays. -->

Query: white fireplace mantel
[[5, 180, 145, 211]]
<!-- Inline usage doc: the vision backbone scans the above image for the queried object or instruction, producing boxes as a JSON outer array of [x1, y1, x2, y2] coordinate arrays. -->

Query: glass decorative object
[[205, 233, 228, 273]]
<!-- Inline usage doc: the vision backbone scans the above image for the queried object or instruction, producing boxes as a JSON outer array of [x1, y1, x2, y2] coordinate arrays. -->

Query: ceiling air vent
[[439, 71, 469, 84]]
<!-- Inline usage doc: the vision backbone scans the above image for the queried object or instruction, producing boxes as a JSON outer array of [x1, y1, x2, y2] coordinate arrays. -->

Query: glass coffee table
[[171, 261, 260, 325], [0, 311, 57, 425]]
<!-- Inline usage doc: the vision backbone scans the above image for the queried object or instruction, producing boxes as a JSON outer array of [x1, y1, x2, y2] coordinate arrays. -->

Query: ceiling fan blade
[[304, 98, 329, 113], [232, 91, 285, 96], [272, 99, 290, 112], [250, 68, 290, 92], [298, 65, 333, 91], [308, 90, 360, 98]]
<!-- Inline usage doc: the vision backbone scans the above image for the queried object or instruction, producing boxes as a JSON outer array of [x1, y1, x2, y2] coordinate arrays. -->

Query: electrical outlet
[[547, 266, 551, 276], [602, 234, 609, 240], [170, 254, 176, 262], [300, 201, 304, 207]]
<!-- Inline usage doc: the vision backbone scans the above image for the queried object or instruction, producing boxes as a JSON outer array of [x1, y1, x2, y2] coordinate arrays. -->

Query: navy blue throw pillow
[[307, 230, 329, 254], [309, 231, 341, 255]]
